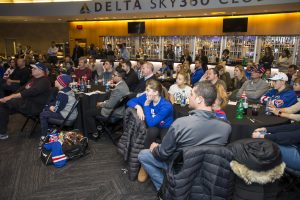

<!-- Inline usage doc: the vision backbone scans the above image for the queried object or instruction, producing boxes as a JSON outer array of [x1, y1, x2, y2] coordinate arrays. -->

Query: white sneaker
[[0, 134, 8, 140]]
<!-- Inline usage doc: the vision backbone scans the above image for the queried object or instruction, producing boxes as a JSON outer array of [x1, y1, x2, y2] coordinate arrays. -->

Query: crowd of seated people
[[1, 43, 300, 200]]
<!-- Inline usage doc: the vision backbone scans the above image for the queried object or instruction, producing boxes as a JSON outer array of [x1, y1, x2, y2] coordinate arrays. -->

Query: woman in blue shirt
[[127, 79, 174, 148]]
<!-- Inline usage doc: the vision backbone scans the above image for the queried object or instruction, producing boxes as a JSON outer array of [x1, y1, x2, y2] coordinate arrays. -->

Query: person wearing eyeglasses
[[85, 70, 129, 138]]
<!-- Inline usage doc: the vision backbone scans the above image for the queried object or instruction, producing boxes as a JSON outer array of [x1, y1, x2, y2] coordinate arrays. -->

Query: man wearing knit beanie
[[39, 74, 78, 136]]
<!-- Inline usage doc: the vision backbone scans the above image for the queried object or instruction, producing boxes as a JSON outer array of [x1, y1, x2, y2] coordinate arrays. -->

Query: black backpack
[[39, 130, 89, 166]]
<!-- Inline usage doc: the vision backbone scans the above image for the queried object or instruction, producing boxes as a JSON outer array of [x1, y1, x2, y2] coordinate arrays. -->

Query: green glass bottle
[[236, 100, 244, 120]]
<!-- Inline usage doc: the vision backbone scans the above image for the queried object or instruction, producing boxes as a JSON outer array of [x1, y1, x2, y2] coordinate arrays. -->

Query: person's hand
[[98, 79, 103, 83], [269, 106, 280, 116], [49, 106, 55, 112], [0, 96, 11, 103], [150, 142, 159, 152], [252, 131, 266, 139], [292, 73, 298, 81], [6, 79, 12, 85], [145, 94, 155, 106], [96, 102, 105, 108], [136, 105, 145, 121], [200, 72, 208, 81], [254, 127, 267, 133]]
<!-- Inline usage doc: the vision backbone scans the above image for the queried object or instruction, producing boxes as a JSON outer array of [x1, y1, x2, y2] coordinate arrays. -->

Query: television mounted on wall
[[223, 18, 248, 32], [128, 22, 145, 34]]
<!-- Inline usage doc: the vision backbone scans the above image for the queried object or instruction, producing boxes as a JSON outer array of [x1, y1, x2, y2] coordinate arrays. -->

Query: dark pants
[[267, 123, 300, 170], [1, 83, 20, 97], [144, 127, 168, 148], [39, 110, 64, 136], [0, 99, 35, 135], [85, 108, 102, 135], [267, 122, 300, 134]]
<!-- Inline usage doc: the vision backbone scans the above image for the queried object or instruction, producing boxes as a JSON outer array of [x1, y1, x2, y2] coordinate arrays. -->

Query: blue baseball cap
[[30, 62, 48, 73]]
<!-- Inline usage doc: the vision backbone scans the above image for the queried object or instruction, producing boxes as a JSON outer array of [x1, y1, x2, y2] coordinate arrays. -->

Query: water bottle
[[180, 90, 186, 107], [80, 79, 85, 92], [94, 75, 98, 85], [105, 83, 110, 92], [265, 99, 272, 115], [175, 94, 181, 104], [86, 80, 91, 92]]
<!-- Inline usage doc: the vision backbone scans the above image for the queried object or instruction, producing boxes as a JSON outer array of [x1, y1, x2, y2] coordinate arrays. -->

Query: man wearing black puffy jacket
[[138, 81, 232, 199]]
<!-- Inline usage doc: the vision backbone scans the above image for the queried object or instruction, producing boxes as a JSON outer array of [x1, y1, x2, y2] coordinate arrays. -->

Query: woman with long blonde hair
[[213, 83, 229, 120]]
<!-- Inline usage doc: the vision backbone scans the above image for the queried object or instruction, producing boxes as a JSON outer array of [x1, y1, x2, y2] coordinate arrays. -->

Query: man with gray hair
[[138, 81, 232, 199], [133, 62, 156, 94]]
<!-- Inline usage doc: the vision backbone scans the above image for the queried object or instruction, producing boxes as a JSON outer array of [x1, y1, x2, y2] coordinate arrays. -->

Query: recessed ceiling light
[[203, 13, 208, 15], [75, 18, 79, 20], [58, 18, 62, 21], [232, 12, 236, 14], [24, 19, 28, 21], [133, 16, 136, 18], [93, 18, 97, 20], [113, 17, 116, 19], [264, 10, 268, 12], [177, 14, 181, 17], [155, 16, 159, 17]]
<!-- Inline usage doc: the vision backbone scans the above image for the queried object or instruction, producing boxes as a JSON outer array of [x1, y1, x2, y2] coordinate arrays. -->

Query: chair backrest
[[58, 97, 80, 130], [166, 145, 234, 200], [107, 94, 131, 119]]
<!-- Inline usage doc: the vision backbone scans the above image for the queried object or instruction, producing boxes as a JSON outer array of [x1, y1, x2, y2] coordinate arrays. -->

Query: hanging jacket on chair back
[[166, 145, 234, 200], [228, 138, 286, 200], [117, 107, 147, 181]]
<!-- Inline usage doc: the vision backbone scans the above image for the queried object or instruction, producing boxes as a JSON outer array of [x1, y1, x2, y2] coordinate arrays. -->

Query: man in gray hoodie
[[236, 65, 269, 102], [138, 81, 232, 199]]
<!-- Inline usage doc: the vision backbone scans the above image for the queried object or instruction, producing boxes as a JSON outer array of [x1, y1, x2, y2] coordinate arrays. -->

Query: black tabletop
[[74, 85, 109, 136], [173, 104, 290, 142]]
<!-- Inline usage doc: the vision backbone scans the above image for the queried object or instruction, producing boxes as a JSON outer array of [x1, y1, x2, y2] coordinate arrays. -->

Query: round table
[[173, 104, 290, 142], [74, 84, 109, 136]]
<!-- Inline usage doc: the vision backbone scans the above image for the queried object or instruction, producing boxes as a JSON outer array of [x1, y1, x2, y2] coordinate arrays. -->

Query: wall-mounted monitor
[[223, 18, 248, 32], [128, 22, 145, 34]]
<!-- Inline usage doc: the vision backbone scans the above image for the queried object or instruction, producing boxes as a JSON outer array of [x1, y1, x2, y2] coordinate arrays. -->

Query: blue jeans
[[279, 145, 300, 171], [138, 149, 168, 191]]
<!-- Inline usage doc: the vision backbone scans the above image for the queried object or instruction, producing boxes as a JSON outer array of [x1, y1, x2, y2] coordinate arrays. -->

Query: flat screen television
[[128, 22, 145, 34], [223, 18, 248, 32]]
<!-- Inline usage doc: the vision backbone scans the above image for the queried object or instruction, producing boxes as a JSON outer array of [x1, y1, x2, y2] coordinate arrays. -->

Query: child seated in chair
[[40, 74, 78, 136]]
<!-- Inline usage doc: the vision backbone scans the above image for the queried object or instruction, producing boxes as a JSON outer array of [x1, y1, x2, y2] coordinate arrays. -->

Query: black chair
[[20, 87, 57, 137], [95, 94, 130, 145], [20, 114, 40, 137], [48, 97, 80, 131], [283, 167, 300, 193]]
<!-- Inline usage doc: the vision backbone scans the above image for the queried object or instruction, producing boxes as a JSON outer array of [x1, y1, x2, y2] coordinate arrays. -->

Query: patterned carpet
[[0, 114, 156, 200], [1, 114, 300, 200]]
